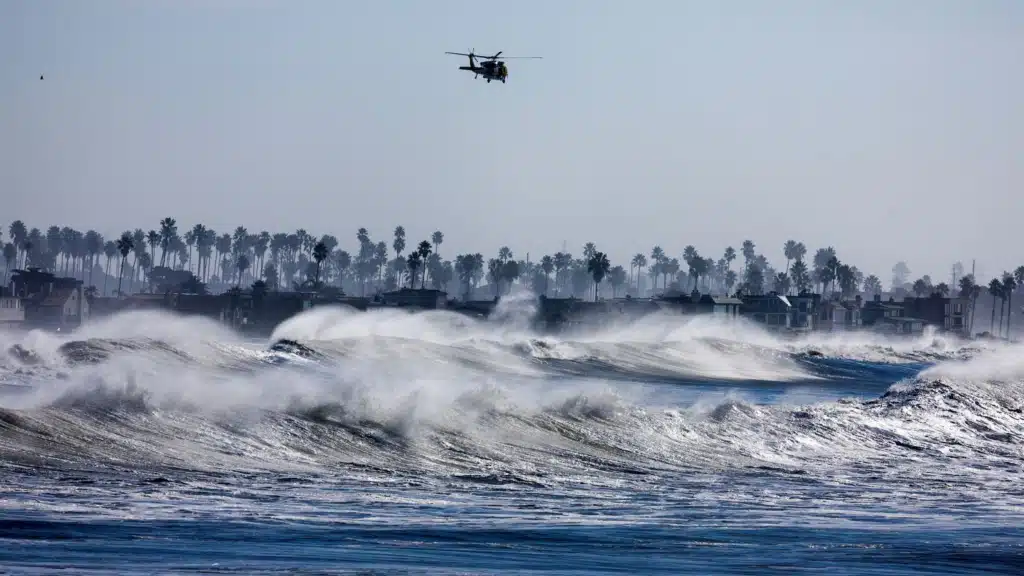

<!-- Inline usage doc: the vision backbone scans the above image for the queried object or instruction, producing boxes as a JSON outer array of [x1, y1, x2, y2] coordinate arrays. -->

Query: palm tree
[[824, 256, 841, 294], [8, 220, 27, 268], [3, 242, 17, 284], [863, 274, 882, 297], [539, 255, 554, 296], [723, 246, 736, 269], [498, 246, 513, 263], [550, 252, 568, 296], [56, 226, 71, 275], [725, 270, 738, 294], [235, 254, 250, 287], [158, 217, 177, 267], [431, 231, 444, 257], [373, 241, 387, 287], [630, 253, 647, 295], [741, 240, 756, 264], [406, 252, 422, 288], [312, 241, 328, 286], [129, 229, 145, 292], [487, 258, 503, 296], [1002, 272, 1017, 339], [45, 226, 61, 270], [774, 272, 791, 295], [115, 232, 134, 297], [608, 265, 626, 297], [583, 242, 597, 261], [137, 253, 153, 291], [333, 250, 351, 286], [587, 251, 610, 301], [253, 231, 270, 275], [783, 240, 802, 274], [84, 230, 102, 287], [650, 246, 665, 290], [988, 279, 1002, 335], [215, 234, 231, 281], [957, 274, 976, 331], [393, 226, 406, 259], [413, 240, 432, 288], [145, 230, 159, 263], [665, 258, 680, 291], [102, 240, 116, 296], [501, 260, 520, 294]]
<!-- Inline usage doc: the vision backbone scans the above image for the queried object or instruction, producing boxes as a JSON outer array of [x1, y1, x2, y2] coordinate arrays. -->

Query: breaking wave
[[0, 305, 1017, 493]]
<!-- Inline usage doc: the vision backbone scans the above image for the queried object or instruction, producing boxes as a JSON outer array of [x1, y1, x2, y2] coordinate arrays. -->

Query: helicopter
[[445, 50, 542, 83]]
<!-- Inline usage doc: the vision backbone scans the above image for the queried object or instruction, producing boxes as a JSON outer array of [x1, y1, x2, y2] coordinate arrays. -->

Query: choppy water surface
[[1, 304, 1022, 574]]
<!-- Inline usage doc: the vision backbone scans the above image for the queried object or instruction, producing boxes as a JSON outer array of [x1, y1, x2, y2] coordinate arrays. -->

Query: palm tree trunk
[[117, 257, 126, 297], [129, 256, 137, 295], [1007, 292, 1014, 339], [991, 298, 997, 334], [1000, 298, 1007, 339]]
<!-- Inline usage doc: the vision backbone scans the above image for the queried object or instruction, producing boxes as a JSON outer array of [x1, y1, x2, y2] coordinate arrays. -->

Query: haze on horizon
[[2, 0, 1022, 283]]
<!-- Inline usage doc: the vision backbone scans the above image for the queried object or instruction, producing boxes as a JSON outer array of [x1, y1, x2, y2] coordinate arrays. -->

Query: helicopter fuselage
[[457, 57, 508, 82], [446, 51, 535, 84], [459, 65, 506, 82]]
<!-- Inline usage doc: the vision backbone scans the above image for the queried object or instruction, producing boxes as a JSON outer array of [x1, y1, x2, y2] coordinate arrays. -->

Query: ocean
[[1, 301, 1022, 575]]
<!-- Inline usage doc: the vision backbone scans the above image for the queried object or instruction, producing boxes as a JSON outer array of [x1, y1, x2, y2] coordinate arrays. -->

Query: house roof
[[706, 295, 743, 305]]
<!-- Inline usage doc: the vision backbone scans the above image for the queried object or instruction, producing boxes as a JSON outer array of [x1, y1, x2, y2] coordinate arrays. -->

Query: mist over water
[[1, 305, 1022, 574]]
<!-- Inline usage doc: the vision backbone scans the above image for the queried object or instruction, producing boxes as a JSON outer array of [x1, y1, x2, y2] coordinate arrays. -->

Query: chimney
[[873, 293, 882, 303]]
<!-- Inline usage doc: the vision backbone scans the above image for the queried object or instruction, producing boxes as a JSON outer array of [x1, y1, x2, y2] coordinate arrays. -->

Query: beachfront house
[[861, 295, 924, 335], [7, 268, 90, 331], [739, 293, 792, 331], [787, 291, 820, 332], [900, 294, 968, 336]]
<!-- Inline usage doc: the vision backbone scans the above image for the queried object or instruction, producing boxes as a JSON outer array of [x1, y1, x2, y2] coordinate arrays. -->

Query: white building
[[0, 296, 25, 327]]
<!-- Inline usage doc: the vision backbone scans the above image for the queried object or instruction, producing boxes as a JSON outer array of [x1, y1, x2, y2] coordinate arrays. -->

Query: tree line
[[1, 219, 1020, 335]]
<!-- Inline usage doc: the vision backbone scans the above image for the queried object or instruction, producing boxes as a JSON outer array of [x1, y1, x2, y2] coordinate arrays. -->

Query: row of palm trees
[[3, 219, 1022, 336]]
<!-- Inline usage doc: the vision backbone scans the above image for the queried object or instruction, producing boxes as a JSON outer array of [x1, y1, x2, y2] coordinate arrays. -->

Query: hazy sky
[[3, 0, 1022, 283]]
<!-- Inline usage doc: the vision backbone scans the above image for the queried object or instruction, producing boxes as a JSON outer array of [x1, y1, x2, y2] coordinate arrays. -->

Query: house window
[[954, 303, 963, 314]]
